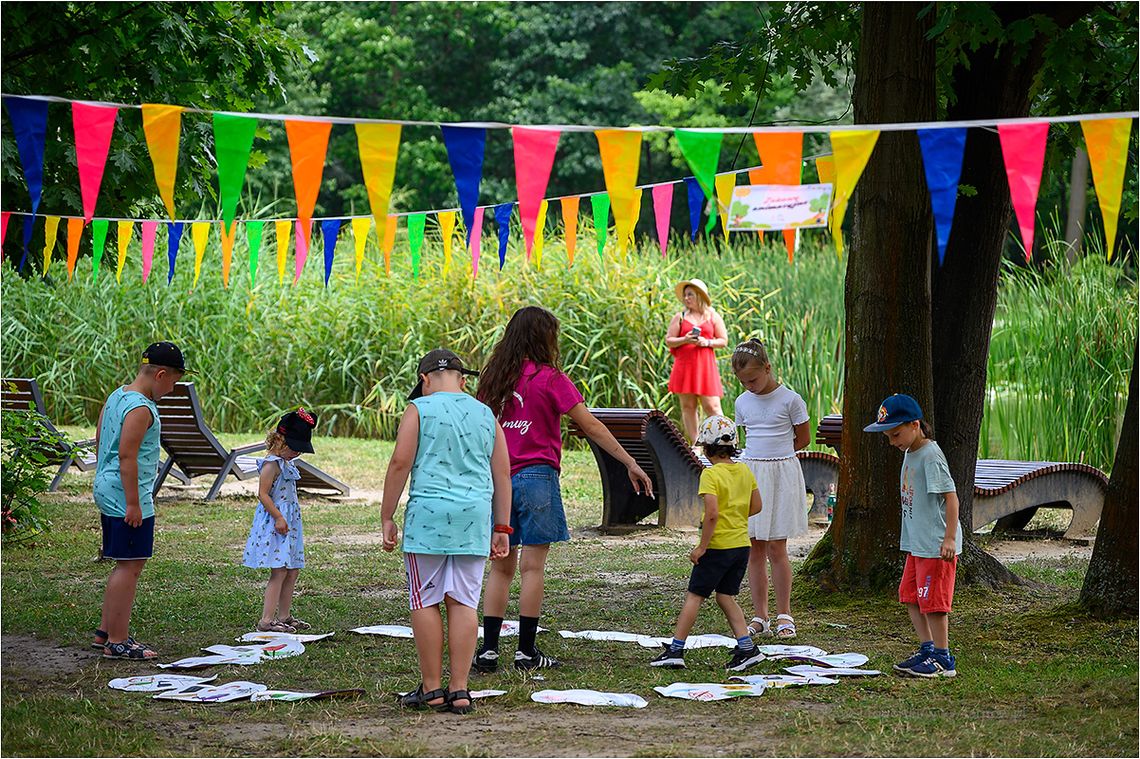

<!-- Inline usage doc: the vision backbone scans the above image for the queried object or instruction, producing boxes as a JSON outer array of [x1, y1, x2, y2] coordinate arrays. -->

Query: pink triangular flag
[[140, 221, 158, 284], [512, 127, 561, 260], [997, 122, 1049, 261], [1, 212, 9, 248], [72, 102, 119, 223], [470, 206, 484, 278], [294, 219, 310, 284], [651, 184, 673, 257]]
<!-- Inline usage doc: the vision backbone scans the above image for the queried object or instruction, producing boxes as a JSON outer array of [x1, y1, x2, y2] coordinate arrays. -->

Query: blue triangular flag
[[3, 96, 49, 216], [917, 127, 966, 266], [494, 202, 512, 270], [321, 218, 342, 287], [441, 126, 487, 247], [167, 222, 183, 284], [684, 177, 703, 242], [19, 215, 34, 271]]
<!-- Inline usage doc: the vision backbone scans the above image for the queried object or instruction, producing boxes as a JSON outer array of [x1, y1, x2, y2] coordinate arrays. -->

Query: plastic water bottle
[[826, 483, 837, 523]]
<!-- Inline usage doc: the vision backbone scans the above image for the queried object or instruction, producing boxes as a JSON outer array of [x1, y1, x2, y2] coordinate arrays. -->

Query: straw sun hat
[[675, 278, 711, 306]]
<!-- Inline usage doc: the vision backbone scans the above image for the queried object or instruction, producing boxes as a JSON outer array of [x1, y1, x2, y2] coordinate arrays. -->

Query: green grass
[[2, 436, 1137, 757]]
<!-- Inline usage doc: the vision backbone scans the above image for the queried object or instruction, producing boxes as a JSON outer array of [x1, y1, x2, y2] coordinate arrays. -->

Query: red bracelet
[[493, 524, 514, 535]]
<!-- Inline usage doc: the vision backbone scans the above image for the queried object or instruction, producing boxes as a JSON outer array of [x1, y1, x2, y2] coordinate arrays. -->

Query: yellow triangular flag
[[1081, 118, 1133, 261], [191, 221, 210, 287], [534, 199, 549, 270], [351, 217, 372, 279], [42, 216, 60, 275], [626, 188, 643, 254], [596, 129, 642, 257], [141, 105, 183, 219], [816, 155, 835, 185], [828, 130, 879, 257], [438, 210, 456, 274], [355, 123, 401, 251], [715, 173, 736, 243], [274, 220, 291, 284], [116, 220, 133, 283]]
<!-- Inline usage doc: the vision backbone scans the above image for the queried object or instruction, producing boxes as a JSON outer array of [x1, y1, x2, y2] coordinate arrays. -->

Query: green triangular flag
[[246, 221, 264, 287], [408, 213, 426, 279], [91, 219, 109, 281], [591, 193, 610, 260], [675, 130, 723, 233], [212, 113, 259, 235]]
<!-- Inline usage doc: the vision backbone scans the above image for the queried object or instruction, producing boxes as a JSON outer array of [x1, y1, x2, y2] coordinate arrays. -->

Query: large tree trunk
[[808, 2, 936, 591], [1080, 347, 1138, 617], [931, 4, 1091, 587]]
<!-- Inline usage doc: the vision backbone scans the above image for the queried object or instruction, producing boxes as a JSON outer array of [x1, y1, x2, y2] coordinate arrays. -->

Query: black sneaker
[[472, 648, 500, 673], [514, 646, 560, 670], [725, 645, 764, 672], [650, 645, 686, 668]]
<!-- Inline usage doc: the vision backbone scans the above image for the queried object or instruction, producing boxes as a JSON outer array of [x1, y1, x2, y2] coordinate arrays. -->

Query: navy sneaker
[[472, 648, 500, 674], [725, 645, 764, 672], [893, 646, 933, 674], [514, 646, 560, 670], [650, 645, 686, 668], [906, 652, 957, 678]]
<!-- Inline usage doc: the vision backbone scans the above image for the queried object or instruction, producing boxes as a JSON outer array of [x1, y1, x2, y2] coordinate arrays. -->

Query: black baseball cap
[[277, 408, 317, 454], [141, 342, 192, 374], [408, 349, 479, 400]]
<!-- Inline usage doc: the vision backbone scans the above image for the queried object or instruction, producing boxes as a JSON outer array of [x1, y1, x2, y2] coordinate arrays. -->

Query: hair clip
[[733, 346, 764, 357]]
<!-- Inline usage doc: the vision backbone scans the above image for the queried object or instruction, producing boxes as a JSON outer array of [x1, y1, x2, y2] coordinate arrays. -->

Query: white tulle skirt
[[744, 457, 808, 541]]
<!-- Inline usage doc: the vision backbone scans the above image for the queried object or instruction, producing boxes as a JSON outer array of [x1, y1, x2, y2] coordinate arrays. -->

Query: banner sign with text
[[726, 184, 833, 231]]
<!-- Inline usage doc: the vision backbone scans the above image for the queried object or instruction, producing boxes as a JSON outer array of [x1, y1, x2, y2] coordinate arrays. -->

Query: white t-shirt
[[735, 385, 810, 460]]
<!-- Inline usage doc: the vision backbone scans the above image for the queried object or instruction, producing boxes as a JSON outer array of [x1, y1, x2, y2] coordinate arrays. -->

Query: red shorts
[[898, 553, 957, 613]]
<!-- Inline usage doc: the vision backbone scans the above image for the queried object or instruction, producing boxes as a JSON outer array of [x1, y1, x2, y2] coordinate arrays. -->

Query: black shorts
[[101, 513, 155, 560], [687, 546, 750, 598]]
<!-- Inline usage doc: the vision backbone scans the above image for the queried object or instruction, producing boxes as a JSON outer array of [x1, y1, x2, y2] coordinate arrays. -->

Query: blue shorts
[[509, 465, 570, 547], [101, 513, 155, 560], [687, 546, 750, 598]]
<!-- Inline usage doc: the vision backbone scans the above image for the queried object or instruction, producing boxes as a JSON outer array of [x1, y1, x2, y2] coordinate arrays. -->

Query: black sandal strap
[[448, 689, 472, 703]]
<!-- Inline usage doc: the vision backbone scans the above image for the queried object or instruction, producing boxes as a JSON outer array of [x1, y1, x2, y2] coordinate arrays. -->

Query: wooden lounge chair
[[1, 377, 96, 491], [152, 382, 350, 501], [815, 414, 1107, 538]]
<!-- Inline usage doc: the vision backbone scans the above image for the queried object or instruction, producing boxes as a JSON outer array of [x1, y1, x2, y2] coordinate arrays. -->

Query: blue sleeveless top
[[93, 387, 161, 518]]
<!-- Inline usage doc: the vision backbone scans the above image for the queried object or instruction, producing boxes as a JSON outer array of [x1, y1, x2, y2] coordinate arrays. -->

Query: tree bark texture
[[813, 2, 937, 591], [1079, 347, 1138, 618]]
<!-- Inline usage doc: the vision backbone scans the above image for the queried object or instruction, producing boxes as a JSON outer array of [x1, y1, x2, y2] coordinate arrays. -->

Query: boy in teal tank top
[[382, 349, 512, 714], [92, 342, 188, 660]]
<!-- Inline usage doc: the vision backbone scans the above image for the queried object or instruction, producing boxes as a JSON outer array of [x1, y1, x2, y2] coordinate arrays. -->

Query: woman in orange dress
[[665, 278, 728, 442]]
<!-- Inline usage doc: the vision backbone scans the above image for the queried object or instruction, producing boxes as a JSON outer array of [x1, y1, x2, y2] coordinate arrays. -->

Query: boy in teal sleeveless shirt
[[93, 342, 188, 660], [382, 349, 512, 714]]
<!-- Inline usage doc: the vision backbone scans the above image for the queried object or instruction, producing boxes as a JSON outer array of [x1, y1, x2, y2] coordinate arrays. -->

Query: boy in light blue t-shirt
[[381, 349, 512, 715]]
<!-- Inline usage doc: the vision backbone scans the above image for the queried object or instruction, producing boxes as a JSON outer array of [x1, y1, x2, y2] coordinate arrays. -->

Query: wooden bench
[[154, 382, 350, 501], [570, 408, 837, 530], [816, 414, 1107, 538], [2, 378, 97, 491]]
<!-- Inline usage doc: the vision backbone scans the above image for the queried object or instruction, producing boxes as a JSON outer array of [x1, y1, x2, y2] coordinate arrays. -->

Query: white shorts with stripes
[[404, 553, 486, 611]]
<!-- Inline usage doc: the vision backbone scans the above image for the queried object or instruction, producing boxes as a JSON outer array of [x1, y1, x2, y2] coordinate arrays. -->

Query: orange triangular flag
[[754, 132, 803, 260], [141, 104, 183, 219], [66, 218, 83, 281], [562, 197, 580, 267], [285, 120, 332, 230], [1081, 118, 1133, 261], [220, 220, 237, 288]]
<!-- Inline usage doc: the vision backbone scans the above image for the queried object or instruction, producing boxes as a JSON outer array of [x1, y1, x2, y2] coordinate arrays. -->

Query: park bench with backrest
[[1, 378, 97, 491], [153, 382, 350, 501]]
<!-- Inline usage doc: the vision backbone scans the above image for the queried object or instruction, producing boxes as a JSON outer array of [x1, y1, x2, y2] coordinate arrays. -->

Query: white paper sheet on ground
[[558, 630, 661, 646], [653, 682, 767, 701], [470, 689, 507, 699], [783, 652, 869, 668], [237, 631, 335, 644], [478, 620, 546, 637], [250, 688, 365, 702], [637, 634, 739, 650], [203, 638, 305, 661], [154, 681, 268, 702], [350, 625, 415, 638], [757, 644, 829, 659], [531, 689, 647, 708], [157, 653, 258, 670], [785, 664, 882, 677], [730, 673, 838, 688], [108, 674, 218, 692]]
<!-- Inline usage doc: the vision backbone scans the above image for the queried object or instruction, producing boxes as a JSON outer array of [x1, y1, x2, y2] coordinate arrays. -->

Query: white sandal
[[746, 616, 771, 636], [775, 614, 797, 639]]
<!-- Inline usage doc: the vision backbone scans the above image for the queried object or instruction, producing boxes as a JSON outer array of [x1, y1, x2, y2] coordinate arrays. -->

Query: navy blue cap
[[863, 394, 923, 432]]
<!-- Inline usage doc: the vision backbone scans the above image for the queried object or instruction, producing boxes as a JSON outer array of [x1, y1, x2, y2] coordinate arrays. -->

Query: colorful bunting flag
[[285, 120, 332, 236], [562, 197, 579, 267], [512, 127, 561, 259], [382, 214, 398, 275], [626, 188, 643, 255], [246, 221, 264, 288], [72, 102, 118, 223], [212, 113, 258, 234], [294, 219, 310, 284], [219, 220, 236, 287], [142, 104, 183, 219], [441, 126, 486, 247], [167, 222, 183, 284], [408, 213, 427, 279], [140, 221, 157, 284], [815, 155, 835, 185], [91, 219, 109, 281], [533, 199, 549, 269], [42, 215, 60, 275], [829, 130, 880, 257], [116, 221, 133, 283], [66, 218, 83, 281], [652, 184, 673, 257], [3, 96, 49, 216], [595, 130, 642, 256], [753, 132, 803, 261], [1081, 118, 1133, 261], [470, 206, 484, 278], [1, 212, 9, 249], [351, 217, 372, 279], [438, 210, 456, 274], [714, 173, 735, 243], [321, 219, 341, 287], [19, 216, 33, 271], [494, 203, 512, 270], [917, 127, 967, 266], [355, 123, 401, 246], [274, 220, 291, 284], [684, 177, 703, 241], [591, 193, 611, 259], [997, 122, 1048, 261], [191, 221, 210, 287], [676, 130, 722, 232]]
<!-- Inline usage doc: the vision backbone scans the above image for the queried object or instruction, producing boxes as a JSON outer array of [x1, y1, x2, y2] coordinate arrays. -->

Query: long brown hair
[[478, 306, 562, 417]]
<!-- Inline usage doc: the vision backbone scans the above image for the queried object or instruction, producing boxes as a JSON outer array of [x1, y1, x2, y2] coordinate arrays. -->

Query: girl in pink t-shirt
[[473, 306, 654, 671]]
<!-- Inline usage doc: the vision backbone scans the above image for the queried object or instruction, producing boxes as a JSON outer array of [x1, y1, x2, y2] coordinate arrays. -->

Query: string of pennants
[[1, 93, 1135, 288]]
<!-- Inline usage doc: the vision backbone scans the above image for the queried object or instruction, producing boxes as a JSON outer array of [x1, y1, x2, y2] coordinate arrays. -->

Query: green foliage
[[0, 409, 69, 544]]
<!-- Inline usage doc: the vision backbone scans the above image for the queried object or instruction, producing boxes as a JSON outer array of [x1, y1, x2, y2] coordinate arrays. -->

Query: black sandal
[[446, 689, 475, 715], [103, 640, 158, 660], [396, 684, 449, 710]]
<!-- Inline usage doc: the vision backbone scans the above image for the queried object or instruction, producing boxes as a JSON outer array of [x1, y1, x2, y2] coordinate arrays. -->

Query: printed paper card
[[532, 689, 648, 708], [730, 673, 838, 688], [251, 688, 365, 702], [653, 682, 767, 701], [726, 184, 833, 231], [784, 664, 881, 677], [108, 675, 218, 693], [237, 631, 335, 644], [154, 680, 267, 703]]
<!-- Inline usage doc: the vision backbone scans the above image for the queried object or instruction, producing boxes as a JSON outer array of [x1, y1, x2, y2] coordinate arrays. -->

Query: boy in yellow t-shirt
[[650, 416, 763, 672]]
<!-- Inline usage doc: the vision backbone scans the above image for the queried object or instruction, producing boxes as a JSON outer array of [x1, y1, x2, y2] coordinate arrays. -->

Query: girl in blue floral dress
[[242, 409, 317, 633]]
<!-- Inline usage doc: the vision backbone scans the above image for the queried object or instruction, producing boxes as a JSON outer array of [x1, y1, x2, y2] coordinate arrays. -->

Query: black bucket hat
[[277, 408, 317, 454]]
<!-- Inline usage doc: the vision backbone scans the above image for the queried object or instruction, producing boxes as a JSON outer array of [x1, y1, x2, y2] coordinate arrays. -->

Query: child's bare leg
[[768, 539, 793, 618], [409, 605, 447, 706], [906, 602, 932, 643], [518, 544, 550, 617], [444, 595, 478, 709], [261, 568, 287, 625], [748, 540, 769, 620], [678, 393, 699, 442], [716, 593, 749, 638], [482, 547, 518, 617], [276, 568, 300, 619], [699, 395, 723, 419], [925, 612, 949, 649], [671, 592, 706, 641], [102, 559, 146, 642]]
